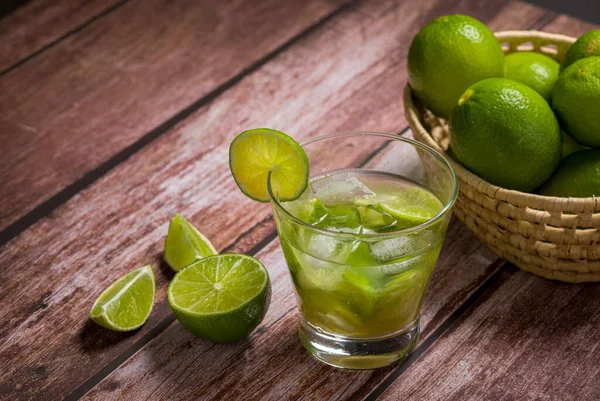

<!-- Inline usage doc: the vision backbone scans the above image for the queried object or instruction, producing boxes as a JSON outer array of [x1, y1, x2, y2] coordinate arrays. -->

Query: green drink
[[279, 170, 444, 339], [268, 133, 457, 369]]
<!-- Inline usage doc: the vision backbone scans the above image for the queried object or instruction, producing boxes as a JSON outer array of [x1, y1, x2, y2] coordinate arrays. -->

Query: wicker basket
[[406, 30, 600, 283]]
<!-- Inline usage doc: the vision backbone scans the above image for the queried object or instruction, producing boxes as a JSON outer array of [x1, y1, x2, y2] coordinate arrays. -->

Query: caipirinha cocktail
[[276, 169, 444, 339]]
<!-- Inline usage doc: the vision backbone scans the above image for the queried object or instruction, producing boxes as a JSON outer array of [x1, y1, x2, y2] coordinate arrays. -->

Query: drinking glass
[[268, 132, 458, 369]]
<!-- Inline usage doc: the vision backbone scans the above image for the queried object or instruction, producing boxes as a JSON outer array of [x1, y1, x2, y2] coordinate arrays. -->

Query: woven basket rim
[[405, 30, 600, 214]]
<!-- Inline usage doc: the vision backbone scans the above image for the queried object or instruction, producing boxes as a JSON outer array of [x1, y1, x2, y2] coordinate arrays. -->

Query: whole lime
[[504, 51, 559, 101], [540, 149, 600, 197], [449, 78, 561, 192], [551, 57, 600, 147], [408, 14, 504, 119], [561, 30, 600, 71]]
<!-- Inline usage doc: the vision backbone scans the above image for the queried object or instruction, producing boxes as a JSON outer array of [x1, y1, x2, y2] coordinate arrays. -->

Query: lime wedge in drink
[[340, 267, 379, 316], [357, 205, 396, 230], [284, 197, 329, 224], [229, 128, 309, 202], [90, 265, 156, 331], [357, 188, 443, 229], [168, 254, 271, 343], [164, 214, 218, 271]]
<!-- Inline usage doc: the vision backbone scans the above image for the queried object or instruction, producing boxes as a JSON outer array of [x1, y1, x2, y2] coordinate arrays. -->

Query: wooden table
[[1, 1, 599, 400]]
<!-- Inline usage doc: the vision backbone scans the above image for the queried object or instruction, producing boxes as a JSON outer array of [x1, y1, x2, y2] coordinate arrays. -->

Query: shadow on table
[[79, 320, 139, 352]]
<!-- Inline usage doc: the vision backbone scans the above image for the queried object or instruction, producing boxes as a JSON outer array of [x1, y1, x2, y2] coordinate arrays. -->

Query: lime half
[[168, 254, 271, 343], [229, 128, 309, 202], [164, 214, 218, 271], [90, 265, 156, 331]]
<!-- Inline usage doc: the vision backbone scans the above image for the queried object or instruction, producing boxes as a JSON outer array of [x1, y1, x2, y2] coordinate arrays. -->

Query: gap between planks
[[0, 0, 130, 77], [0, 1, 353, 249]]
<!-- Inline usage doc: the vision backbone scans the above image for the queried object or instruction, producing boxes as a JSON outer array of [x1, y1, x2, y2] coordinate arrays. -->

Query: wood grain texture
[[0, 0, 123, 72], [377, 268, 600, 401], [0, 1, 555, 400], [0, 0, 344, 233]]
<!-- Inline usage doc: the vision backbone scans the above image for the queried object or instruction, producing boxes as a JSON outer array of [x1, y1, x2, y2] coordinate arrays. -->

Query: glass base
[[298, 317, 420, 370]]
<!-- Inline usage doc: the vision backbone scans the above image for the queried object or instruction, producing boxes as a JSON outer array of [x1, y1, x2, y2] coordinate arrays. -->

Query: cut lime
[[229, 128, 309, 202], [168, 254, 271, 343], [284, 197, 329, 224], [357, 205, 396, 230], [90, 265, 155, 331], [164, 214, 218, 271], [357, 188, 443, 229]]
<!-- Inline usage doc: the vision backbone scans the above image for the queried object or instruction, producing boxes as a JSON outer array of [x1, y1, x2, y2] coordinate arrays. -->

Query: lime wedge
[[285, 197, 329, 224], [229, 128, 309, 202], [358, 188, 443, 229], [339, 267, 379, 316], [164, 214, 218, 271], [168, 254, 271, 343], [357, 205, 396, 230], [90, 265, 155, 331]]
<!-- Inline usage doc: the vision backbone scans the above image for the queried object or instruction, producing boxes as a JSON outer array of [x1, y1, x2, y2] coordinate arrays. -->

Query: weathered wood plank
[[78, 4, 557, 400], [0, 0, 344, 233], [372, 14, 600, 401], [0, 1, 552, 400], [0, 0, 123, 72], [376, 268, 600, 401]]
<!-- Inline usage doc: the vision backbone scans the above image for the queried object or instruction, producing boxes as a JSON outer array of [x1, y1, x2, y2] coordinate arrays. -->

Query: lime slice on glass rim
[[164, 214, 218, 271], [168, 254, 271, 343], [90, 265, 156, 331], [229, 128, 309, 202]]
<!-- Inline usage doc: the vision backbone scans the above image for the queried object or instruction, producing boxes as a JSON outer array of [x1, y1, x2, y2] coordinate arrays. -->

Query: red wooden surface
[[0, 0, 344, 234], [0, 0, 123, 72], [1, 1, 598, 401]]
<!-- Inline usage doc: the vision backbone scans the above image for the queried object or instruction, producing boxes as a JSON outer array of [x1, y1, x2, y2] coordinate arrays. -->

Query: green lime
[[164, 214, 217, 272], [561, 131, 588, 159], [357, 206, 396, 230], [168, 254, 271, 343], [561, 30, 600, 71], [504, 51, 559, 101], [229, 128, 309, 202], [540, 149, 600, 197], [356, 187, 443, 229], [284, 197, 329, 224], [450, 78, 561, 192], [552, 57, 600, 147], [90, 265, 155, 331], [408, 14, 504, 118]]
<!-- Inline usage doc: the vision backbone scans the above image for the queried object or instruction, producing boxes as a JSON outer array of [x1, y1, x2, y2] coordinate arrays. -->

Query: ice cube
[[311, 172, 375, 205], [295, 251, 344, 290], [369, 236, 414, 263], [307, 233, 358, 264]]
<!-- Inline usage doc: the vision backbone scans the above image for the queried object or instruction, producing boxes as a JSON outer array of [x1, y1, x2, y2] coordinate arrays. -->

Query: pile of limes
[[408, 15, 600, 197]]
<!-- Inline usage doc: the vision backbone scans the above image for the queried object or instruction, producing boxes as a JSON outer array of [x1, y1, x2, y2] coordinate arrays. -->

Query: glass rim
[[267, 131, 459, 239]]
